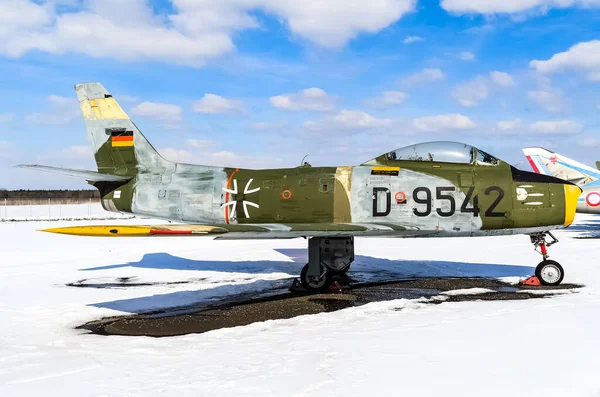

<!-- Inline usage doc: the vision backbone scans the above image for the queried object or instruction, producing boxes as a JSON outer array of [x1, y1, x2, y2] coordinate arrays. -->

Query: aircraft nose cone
[[563, 184, 582, 227]]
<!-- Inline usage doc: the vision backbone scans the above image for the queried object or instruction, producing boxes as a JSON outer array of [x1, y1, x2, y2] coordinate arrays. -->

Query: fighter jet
[[523, 147, 600, 214], [19, 83, 580, 290]]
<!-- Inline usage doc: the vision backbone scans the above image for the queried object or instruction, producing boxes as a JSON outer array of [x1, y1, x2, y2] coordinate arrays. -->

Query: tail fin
[[522, 147, 600, 186], [75, 83, 170, 177]]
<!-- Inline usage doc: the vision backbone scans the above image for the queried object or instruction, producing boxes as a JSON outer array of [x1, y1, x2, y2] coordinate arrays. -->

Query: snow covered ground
[[1, 214, 599, 396]]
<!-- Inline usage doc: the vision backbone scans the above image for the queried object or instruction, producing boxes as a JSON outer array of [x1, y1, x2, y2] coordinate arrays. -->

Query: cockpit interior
[[366, 141, 500, 166]]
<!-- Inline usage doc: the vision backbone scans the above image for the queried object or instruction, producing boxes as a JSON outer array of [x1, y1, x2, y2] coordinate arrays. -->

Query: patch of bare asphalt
[[76, 277, 581, 338]]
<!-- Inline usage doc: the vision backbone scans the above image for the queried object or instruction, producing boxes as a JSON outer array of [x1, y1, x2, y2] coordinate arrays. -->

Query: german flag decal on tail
[[111, 130, 134, 147]]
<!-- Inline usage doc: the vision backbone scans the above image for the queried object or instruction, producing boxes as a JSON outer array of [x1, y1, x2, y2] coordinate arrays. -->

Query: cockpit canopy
[[365, 141, 500, 166]]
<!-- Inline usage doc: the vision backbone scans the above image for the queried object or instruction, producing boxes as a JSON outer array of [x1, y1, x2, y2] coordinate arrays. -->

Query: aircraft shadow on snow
[[82, 250, 535, 314], [566, 215, 600, 237]]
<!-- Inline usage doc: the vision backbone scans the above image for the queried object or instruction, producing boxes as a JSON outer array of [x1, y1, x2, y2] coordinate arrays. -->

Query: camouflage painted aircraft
[[523, 147, 600, 214], [20, 83, 581, 290]]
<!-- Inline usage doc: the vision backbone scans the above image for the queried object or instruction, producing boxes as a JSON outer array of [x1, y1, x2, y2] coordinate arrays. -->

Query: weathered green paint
[[25, 83, 580, 240]]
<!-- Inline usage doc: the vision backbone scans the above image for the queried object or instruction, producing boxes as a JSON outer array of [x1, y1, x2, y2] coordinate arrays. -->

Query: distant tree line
[[0, 190, 100, 199]]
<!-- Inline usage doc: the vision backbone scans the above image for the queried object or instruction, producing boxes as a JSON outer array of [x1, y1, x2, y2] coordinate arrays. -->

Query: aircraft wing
[[16, 164, 131, 183], [41, 223, 429, 239]]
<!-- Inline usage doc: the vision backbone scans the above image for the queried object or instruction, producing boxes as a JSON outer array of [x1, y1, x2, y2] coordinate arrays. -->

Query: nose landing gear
[[529, 232, 564, 286]]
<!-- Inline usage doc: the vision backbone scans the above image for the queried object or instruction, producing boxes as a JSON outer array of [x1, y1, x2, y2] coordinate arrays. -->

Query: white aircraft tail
[[522, 147, 600, 186]]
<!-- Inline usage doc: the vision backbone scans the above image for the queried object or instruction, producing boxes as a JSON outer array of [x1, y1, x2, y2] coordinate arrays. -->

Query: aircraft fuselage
[[96, 160, 578, 238]]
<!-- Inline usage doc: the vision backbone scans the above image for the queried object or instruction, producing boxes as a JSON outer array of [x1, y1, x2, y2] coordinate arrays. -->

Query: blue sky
[[1, 0, 599, 189]]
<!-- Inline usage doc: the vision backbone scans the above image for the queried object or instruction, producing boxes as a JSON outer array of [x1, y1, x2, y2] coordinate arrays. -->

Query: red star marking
[[550, 156, 558, 164]]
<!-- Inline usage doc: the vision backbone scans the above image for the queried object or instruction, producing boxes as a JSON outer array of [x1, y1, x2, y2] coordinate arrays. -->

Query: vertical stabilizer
[[522, 147, 600, 186], [75, 83, 170, 177]]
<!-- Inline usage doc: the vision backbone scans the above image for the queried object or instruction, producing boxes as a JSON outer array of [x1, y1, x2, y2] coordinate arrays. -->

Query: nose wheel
[[530, 232, 564, 286], [535, 260, 564, 286]]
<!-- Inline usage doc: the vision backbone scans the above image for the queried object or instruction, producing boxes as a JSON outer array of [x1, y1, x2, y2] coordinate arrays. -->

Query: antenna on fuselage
[[301, 154, 311, 167]]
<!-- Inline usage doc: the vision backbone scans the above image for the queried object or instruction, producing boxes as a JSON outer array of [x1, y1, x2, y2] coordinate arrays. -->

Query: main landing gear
[[300, 237, 354, 292], [529, 232, 564, 286]]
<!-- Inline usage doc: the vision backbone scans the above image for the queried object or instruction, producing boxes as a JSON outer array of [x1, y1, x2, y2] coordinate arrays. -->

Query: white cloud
[[460, 51, 476, 61], [530, 120, 582, 134], [412, 114, 477, 132], [528, 88, 564, 112], [490, 71, 515, 87], [34, 144, 96, 169], [453, 76, 490, 107], [207, 150, 284, 169], [27, 95, 78, 125], [402, 68, 446, 85], [367, 91, 408, 109], [441, 0, 600, 14], [0, 114, 13, 123], [0, 0, 416, 65], [255, 0, 416, 48], [491, 118, 584, 136], [332, 110, 392, 128], [192, 94, 245, 114], [270, 88, 335, 112], [117, 95, 139, 103], [131, 102, 182, 121], [403, 35, 425, 44], [61, 145, 93, 159], [159, 147, 281, 169], [454, 71, 515, 107], [159, 148, 194, 163], [252, 121, 287, 131], [530, 40, 600, 81], [47, 95, 73, 106], [496, 118, 523, 131], [305, 110, 392, 132], [579, 137, 600, 147], [186, 139, 215, 148]]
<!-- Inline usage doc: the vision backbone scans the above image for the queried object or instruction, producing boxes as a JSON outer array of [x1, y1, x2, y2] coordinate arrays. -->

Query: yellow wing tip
[[39, 226, 153, 237], [39, 227, 74, 235]]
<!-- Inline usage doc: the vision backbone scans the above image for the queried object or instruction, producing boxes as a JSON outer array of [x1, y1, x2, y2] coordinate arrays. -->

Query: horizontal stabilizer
[[17, 164, 131, 183]]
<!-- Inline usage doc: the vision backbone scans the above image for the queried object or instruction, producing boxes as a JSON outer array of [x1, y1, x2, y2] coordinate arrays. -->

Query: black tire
[[331, 264, 352, 275], [535, 260, 564, 286], [300, 263, 331, 292]]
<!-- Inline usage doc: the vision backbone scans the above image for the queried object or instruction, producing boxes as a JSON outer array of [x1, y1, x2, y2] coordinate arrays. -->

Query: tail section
[[522, 147, 600, 187], [75, 83, 170, 177]]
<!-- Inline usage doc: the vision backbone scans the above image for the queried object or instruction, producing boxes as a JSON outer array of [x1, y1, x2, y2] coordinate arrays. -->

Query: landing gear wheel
[[332, 264, 351, 275], [535, 260, 564, 286], [300, 264, 332, 292]]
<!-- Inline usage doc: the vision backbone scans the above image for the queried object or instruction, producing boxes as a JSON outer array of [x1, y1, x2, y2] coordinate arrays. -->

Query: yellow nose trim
[[564, 184, 582, 227]]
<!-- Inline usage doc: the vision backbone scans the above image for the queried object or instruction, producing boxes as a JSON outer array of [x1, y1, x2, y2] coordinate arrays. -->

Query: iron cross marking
[[222, 178, 260, 218]]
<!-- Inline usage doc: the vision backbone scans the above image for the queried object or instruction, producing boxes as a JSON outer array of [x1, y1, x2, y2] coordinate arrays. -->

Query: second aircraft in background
[[523, 147, 600, 214]]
